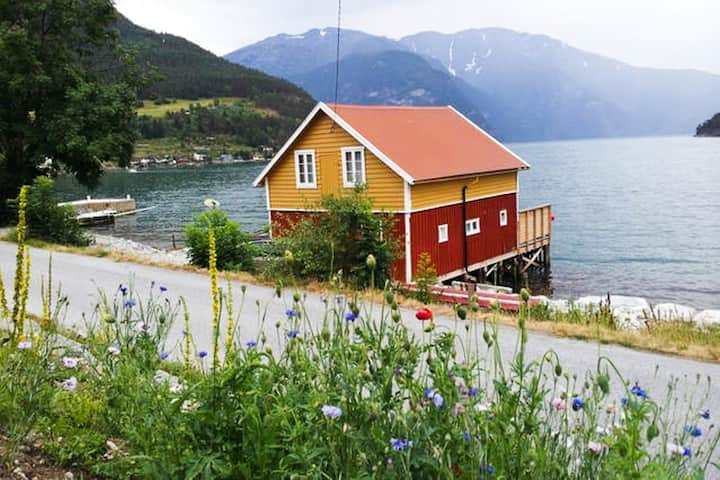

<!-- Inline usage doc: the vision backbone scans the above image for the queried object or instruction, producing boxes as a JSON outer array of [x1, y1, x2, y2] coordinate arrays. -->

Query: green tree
[[20, 176, 90, 246], [0, 1, 142, 223]]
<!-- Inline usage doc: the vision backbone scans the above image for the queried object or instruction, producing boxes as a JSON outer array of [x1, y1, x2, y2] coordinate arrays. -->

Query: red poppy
[[452, 465, 462, 477], [415, 307, 432, 321]]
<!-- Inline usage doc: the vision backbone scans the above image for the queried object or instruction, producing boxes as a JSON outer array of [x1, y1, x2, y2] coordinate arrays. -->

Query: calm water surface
[[54, 136, 720, 308]]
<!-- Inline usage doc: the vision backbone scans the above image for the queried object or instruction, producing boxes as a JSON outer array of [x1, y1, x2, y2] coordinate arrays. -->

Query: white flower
[[474, 402, 492, 412], [181, 400, 199, 413], [588, 441, 609, 453], [551, 398, 566, 410], [62, 376, 78, 392], [107, 346, 121, 356], [321, 404, 343, 419], [17, 340, 32, 350], [169, 383, 186, 394], [63, 357, 80, 368]]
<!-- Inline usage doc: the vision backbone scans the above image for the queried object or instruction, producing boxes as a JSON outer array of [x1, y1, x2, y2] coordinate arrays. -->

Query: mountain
[[401, 29, 720, 140], [226, 27, 720, 141], [225, 28, 492, 129], [696, 113, 720, 137], [116, 15, 314, 119]]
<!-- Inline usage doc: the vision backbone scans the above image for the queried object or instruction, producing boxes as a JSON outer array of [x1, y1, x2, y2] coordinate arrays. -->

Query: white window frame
[[438, 224, 448, 243], [294, 149, 317, 189], [465, 218, 480, 236], [341, 146, 366, 188], [499, 209, 508, 227]]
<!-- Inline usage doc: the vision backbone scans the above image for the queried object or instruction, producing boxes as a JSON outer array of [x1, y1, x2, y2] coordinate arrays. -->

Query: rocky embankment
[[545, 295, 720, 330], [93, 234, 188, 266]]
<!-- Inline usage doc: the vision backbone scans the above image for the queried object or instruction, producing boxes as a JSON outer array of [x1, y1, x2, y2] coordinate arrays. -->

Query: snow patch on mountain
[[447, 39, 457, 76], [320, 28, 327, 37], [483, 48, 493, 58], [465, 52, 478, 72]]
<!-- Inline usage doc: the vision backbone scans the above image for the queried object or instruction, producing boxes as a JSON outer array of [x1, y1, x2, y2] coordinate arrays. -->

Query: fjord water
[[53, 136, 720, 308]]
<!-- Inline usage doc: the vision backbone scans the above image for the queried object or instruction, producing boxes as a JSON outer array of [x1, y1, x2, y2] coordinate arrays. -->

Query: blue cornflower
[[685, 425, 702, 437], [344, 311, 357, 322], [198, 350, 208, 359], [124, 299, 137, 308], [160, 352, 169, 360], [433, 392, 445, 408], [390, 438, 413, 451], [463, 431, 471, 442], [321, 405, 343, 419], [468, 387, 479, 397], [572, 397, 585, 411], [630, 383, 647, 398], [285, 308, 297, 318], [160, 285, 168, 293], [119, 284, 128, 295], [683, 447, 692, 457], [480, 464, 496, 476], [246, 339, 257, 348], [287, 329, 300, 338], [700, 409, 711, 420], [424, 388, 434, 399]]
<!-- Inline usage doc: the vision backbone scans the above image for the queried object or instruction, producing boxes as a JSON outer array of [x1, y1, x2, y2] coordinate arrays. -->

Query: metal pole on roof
[[333, 0, 342, 111]]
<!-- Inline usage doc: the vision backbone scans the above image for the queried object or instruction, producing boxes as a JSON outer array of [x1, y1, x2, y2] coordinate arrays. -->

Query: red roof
[[327, 104, 528, 182], [253, 102, 528, 187]]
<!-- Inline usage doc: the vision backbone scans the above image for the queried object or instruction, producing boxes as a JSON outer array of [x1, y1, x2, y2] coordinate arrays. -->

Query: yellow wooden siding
[[267, 112, 404, 211], [411, 172, 517, 211]]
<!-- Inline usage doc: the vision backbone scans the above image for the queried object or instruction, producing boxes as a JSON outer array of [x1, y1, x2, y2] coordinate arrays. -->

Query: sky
[[114, 0, 720, 75]]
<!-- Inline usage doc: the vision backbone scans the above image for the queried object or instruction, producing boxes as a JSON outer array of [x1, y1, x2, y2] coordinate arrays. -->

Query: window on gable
[[499, 209, 508, 227], [295, 150, 317, 189], [465, 218, 480, 236], [342, 147, 366, 187], [438, 224, 448, 243]]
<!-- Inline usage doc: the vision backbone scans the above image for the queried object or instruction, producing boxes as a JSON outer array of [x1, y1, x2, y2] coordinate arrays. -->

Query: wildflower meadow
[[0, 188, 719, 478]]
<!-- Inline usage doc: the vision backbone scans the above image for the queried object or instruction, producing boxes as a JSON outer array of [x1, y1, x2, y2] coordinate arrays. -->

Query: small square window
[[294, 150, 317, 189], [499, 209, 508, 227], [438, 224, 448, 243], [465, 218, 480, 235], [341, 147, 366, 187]]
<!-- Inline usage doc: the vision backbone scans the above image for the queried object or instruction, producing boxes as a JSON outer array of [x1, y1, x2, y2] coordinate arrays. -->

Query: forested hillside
[[696, 113, 720, 137], [117, 15, 313, 119]]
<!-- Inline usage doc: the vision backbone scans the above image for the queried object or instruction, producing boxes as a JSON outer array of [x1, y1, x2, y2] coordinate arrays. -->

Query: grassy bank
[[135, 97, 243, 117]]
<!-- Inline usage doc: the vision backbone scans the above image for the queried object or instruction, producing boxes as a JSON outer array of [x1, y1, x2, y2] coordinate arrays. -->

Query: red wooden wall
[[409, 193, 517, 279]]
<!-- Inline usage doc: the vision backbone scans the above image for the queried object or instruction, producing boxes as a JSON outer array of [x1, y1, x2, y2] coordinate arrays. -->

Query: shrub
[[184, 209, 255, 271], [270, 187, 399, 287], [9, 176, 90, 246], [414, 252, 438, 303]]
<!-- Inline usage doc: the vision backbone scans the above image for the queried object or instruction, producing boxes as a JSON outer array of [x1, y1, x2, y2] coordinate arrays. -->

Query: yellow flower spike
[[11, 185, 29, 338], [0, 268, 9, 319], [224, 278, 235, 359], [208, 226, 220, 371], [180, 296, 192, 370], [16, 240, 31, 339]]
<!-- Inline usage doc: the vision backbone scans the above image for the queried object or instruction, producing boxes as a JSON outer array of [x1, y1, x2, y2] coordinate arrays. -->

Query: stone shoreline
[[93, 234, 189, 266]]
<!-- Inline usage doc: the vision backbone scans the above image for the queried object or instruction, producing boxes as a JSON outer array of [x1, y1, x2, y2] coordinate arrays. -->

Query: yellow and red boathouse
[[253, 102, 551, 286]]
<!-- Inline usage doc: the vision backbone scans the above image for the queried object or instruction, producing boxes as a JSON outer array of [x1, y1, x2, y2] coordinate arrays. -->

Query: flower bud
[[284, 250, 294, 265], [293, 291, 301, 302], [366, 254, 377, 270], [456, 306, 467, 320], [391, 310, 401, 323], [646, 423, 659, 442], [555, 364, 563, 376], [384, 290, 394, 304], [520, 288, 530, 302]]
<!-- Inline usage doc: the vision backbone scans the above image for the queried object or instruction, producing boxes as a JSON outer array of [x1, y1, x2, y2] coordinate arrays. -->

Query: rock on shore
[[93, 234, 188, 266]]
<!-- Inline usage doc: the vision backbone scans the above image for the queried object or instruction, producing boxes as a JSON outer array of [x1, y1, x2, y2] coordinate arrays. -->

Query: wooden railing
[[518, 204, 552, 253]]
